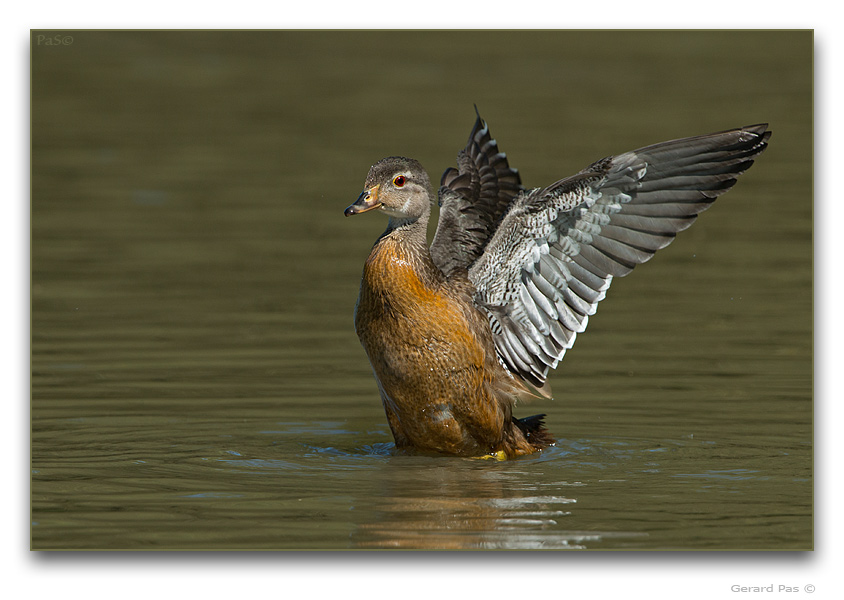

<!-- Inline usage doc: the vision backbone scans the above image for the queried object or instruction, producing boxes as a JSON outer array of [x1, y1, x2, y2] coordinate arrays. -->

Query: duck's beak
[[344, 184, 382, 217]]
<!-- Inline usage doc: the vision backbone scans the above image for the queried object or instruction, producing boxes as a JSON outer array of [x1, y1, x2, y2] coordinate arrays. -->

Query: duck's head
[[345, 156, 432, 222]]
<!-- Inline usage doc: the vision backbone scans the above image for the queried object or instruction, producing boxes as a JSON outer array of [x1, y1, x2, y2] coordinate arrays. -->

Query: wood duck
[[345, 110, 770, 459]]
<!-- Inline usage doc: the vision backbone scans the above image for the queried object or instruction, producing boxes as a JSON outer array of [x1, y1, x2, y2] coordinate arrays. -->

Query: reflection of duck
[[345, 110, 770, 459], [350, 464, 582, 550]]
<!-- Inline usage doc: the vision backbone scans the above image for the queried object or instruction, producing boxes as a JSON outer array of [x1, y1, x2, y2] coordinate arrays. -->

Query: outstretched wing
[[468, 124, 772, 389], [430, 109, 525, 276]]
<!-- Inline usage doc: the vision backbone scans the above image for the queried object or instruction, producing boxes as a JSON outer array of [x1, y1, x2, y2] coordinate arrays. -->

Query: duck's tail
[[511, 413, 555, 451]]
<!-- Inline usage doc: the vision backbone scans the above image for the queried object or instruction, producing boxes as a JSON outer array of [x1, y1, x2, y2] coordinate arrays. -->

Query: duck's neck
[[368, 212, 442, 287], [382, 212, 429, 250]]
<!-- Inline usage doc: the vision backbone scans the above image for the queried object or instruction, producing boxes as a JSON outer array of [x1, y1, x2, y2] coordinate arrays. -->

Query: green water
[[31, 30, 812, 550]]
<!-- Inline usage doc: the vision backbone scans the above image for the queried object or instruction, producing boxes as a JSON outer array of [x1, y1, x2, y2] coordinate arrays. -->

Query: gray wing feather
[[469, 124, 771, 388], [430, 110, 525, 276]]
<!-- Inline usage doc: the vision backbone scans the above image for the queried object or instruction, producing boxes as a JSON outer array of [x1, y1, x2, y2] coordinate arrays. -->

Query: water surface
[[31, 30, 812, 550]]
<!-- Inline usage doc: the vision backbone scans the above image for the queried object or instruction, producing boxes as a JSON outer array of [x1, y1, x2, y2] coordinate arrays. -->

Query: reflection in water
[[358, 468, 575, 549], [207, 438, 654, 549], [355, 497, 583, 550], [347, 453, 641, 550], [353, 495, 588, 550]]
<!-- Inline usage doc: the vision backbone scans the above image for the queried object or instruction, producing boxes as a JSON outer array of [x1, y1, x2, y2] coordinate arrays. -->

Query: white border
[[8, 4, 836, 600]]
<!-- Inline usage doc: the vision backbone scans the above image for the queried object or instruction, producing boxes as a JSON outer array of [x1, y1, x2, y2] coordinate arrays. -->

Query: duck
[[345, 110, 770, 459]]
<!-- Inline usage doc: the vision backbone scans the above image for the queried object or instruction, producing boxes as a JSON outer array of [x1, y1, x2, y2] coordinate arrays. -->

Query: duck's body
[[346, 112, 770, 458], [355, 225, 550, 456]]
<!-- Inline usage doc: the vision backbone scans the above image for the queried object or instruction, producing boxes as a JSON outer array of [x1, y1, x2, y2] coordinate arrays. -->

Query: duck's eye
[[392, 175, 406, 188]]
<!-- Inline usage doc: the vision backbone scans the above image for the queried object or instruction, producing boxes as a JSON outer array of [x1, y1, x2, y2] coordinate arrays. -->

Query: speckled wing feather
[[430, 110, 525, 276], [468, 124, 772, 389]]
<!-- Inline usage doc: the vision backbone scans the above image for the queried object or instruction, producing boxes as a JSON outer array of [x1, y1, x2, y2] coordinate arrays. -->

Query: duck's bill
[[344, 186, 382, 216]]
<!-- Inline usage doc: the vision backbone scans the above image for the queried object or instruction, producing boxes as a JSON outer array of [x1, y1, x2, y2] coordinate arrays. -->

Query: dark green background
[[32, 31, 812, 549]]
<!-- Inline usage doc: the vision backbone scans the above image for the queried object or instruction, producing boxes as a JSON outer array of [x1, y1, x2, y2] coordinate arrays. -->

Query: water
[[31, 30, 812, 550]]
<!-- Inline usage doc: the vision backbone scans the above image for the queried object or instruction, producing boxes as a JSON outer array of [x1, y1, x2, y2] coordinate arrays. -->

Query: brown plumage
[[345, 111, 770, 458]]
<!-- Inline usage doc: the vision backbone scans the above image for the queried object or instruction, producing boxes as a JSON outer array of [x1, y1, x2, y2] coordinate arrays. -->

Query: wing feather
[[468, 124, 771, 388], [430, 109, 525, 276]]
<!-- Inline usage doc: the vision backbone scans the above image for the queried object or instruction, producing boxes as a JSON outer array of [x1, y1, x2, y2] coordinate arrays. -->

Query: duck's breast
[[353, 239, 505, 453]]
